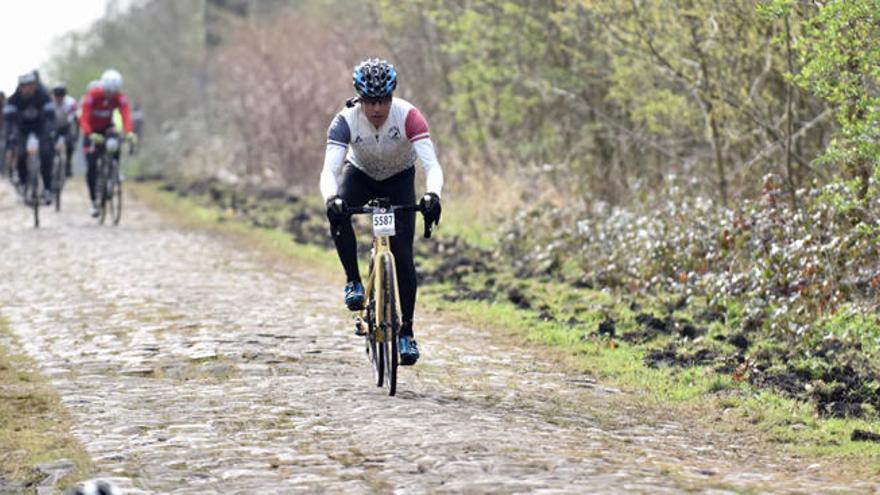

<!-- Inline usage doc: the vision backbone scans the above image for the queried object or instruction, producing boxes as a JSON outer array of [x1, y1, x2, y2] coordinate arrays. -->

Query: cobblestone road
[[0, 184, 876, 494]]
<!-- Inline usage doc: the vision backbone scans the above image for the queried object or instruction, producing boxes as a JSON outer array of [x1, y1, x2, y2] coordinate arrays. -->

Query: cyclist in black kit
[[3, 72, 56, 203]]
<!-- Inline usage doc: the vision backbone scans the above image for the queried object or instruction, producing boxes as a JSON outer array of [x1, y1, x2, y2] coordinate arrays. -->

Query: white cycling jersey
[[320, 97, 443, 201], [55, 95, 78, 128]]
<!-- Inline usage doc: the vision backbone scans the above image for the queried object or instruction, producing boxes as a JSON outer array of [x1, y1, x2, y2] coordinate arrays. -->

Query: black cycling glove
[[326, 195, 348, 223], [420, 192, 442, 227]]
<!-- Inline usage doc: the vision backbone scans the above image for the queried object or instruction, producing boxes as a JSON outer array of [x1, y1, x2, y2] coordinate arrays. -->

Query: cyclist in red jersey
[[80, 69, 136, 217]]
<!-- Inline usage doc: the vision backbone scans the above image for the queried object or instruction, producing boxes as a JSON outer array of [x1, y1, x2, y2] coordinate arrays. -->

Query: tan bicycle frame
[[359, 227, 404, 343]]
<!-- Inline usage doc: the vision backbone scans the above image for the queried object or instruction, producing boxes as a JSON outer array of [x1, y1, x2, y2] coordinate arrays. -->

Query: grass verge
[[131, 180, 880, 476], [421, 282, 880, 474], [131, 181, 340, 275], [0, 317, 91, 490]]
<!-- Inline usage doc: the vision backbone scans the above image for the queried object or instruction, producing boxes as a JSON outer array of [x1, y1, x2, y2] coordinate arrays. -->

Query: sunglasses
[[361, 96, 392, 105]]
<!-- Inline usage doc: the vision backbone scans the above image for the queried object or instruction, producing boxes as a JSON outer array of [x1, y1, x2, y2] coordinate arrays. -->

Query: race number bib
[[372, 212, 396, 237]]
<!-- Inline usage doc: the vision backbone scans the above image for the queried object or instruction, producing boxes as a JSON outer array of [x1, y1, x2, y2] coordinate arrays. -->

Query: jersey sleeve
[[319, 144, 348, 201], [42, 96, 56, 133], [80, 95, 93, 135], [414, 137, 443, 197], [118, 93, 133, 134], [327, 114, 350, 148], [404, 107, 430, 142]]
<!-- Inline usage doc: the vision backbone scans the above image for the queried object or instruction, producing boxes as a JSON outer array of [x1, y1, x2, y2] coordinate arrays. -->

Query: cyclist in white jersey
[[52, 84, 79, 177], [320, 58, 443, 365]]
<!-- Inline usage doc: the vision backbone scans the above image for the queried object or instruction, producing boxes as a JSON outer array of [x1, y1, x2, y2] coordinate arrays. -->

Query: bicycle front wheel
[[366, 299, 383, 387], [97, 158, 108, 225], [53, 155, 64, 212], [28, 158, 39, 228], [382, 253, 399, 396], [109, 160, 122, 225]]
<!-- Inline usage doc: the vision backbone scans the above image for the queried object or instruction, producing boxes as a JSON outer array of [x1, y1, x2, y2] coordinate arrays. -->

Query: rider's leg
[[333, 164, 375, 284], [65, 135, 75, 176], [38, 132, 54, 189], [382, 167, 417, 337], [15, 141, 27, 184], [84, 138, 99, 202]]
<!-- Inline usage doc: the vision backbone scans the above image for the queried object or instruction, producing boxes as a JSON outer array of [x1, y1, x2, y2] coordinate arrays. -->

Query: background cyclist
[[0, 91, 5, 175], [52, 83, 79, 177], [80, 69, 134, 217], [319, 58, 443, 366], [3, 71, 56, 203]]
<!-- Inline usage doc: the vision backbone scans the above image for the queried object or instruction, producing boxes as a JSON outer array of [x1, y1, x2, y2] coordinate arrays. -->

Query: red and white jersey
[[80, 86, 132, 135], [321, 97, 443, 201], [327, 98, 430, 181]]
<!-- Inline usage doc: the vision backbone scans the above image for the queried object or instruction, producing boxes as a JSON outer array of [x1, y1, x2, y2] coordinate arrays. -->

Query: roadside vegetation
[[0, 319, 91, 490], [132, 177, 880, 470], [45, 0, 880, 466]]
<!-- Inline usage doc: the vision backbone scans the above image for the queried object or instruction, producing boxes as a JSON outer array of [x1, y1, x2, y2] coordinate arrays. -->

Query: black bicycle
[[22, 133, 42, 228]]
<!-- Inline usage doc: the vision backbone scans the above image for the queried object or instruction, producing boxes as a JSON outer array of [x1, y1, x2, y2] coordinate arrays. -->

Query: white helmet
[[100, 69, 123, 93], [17, 71, 37, 85]]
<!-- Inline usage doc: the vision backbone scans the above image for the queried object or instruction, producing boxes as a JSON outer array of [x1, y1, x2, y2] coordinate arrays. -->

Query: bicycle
[[51, 134, 67, 211], [94, 135, 123, 226], [350, 198, 433, 396], [22, 133, 42, 228]]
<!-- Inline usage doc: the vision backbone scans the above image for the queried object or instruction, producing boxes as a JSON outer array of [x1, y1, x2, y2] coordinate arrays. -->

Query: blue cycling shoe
[[344, 281, 365, 311], [399, 336, 420, 366]]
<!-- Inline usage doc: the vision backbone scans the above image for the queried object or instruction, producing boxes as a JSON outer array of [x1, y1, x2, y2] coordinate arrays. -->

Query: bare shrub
[[210, 9, 384, 192]]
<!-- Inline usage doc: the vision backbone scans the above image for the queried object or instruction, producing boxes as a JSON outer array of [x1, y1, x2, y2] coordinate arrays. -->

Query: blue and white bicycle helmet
[[352, 58, 397, 100]]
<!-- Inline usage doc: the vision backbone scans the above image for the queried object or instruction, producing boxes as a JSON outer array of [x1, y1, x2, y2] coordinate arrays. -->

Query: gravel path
[[0, 183, 875, 494]]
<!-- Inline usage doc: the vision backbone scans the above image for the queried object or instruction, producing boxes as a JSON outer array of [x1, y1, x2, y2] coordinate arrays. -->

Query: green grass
[[132, 180, 880, 475], [421, 278, 880, 473], [436, 199, 499, 249], [131, 182, 341, 276], [0, 318, 92, 489]]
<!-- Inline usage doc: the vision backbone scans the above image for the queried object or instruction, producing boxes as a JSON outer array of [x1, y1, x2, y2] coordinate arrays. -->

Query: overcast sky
[[1, 0, 111, 95]]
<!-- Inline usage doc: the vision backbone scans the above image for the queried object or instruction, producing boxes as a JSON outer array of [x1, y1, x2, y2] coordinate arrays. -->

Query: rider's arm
[[405, 107, 443, 197], [118, 93, 133, 134], [41, 94, 56, 136], [414, 138, 444, 198], [320, 114, 351, 201], [3, 101, 17, 142], [80, 94, 93, 136]]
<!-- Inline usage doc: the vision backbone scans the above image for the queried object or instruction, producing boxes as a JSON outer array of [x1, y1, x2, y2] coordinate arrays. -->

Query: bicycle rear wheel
[[382, 253, 399, 396]]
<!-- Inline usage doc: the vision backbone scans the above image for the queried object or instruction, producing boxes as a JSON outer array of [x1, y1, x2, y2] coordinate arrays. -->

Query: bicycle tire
[[382, 253, 399, 396], [366, 299, 383, 387], [28, 156, 39, 228], [53, 154, 63, 212], [97, 157, 108, 225], [110, 160, 122, 225]]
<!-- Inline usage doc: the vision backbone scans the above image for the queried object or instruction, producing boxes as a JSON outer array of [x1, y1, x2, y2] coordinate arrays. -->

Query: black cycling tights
[[331, 165, 417, 336], [15, 129, 53, 190], [84, 131, 120, 202]]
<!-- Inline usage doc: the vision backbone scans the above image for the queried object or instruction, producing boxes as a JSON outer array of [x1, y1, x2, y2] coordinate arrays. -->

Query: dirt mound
[[646, 343, 719, 368], [619, 313, 706, 343]]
